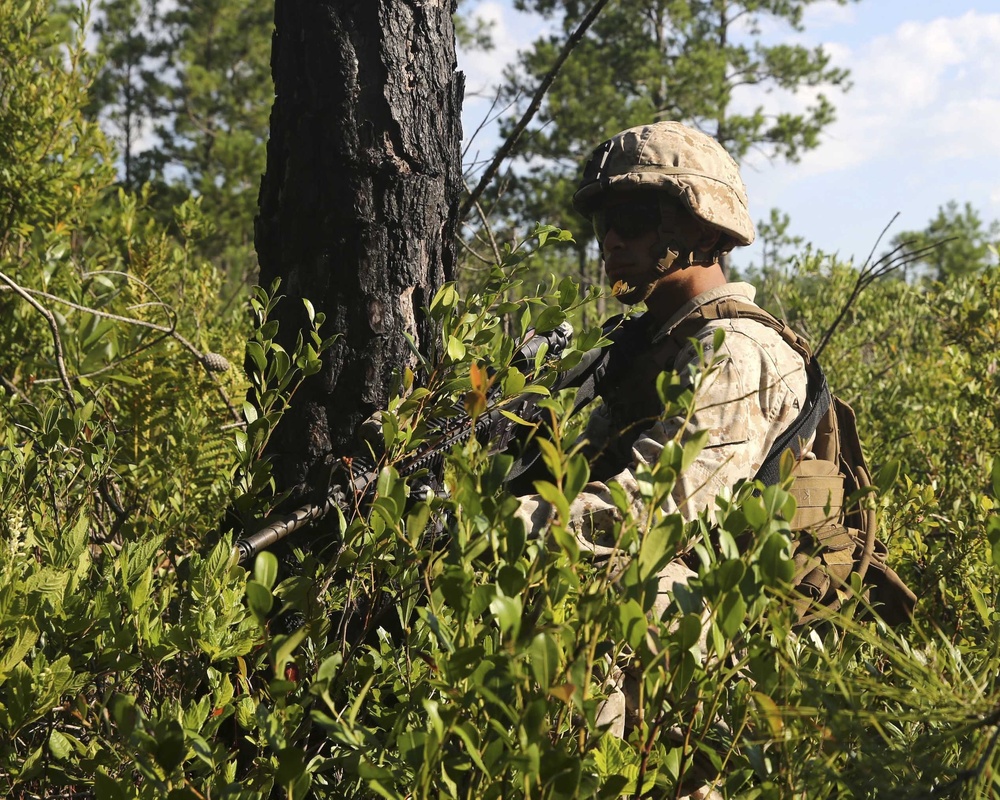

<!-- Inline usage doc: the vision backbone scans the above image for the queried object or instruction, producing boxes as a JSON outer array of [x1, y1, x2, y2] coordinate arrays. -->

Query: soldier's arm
[[515, 324, 808, 549]]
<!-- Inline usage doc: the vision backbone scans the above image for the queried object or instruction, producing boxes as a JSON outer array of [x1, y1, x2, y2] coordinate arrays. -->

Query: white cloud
[[458, 1, 556, 158], [790, 11, 1000, 178], [459, 2, 512, 99], [802, 1, 858, 29]]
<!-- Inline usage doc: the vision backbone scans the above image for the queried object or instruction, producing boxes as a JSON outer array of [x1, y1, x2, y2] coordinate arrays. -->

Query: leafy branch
[[0, 269, 241, 423]]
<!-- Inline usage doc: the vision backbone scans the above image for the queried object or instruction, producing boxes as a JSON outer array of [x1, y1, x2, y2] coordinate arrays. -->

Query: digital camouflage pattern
[[573, 121, 755, 250], [515, 283, 810, 746], [516, 282, 809, 546]]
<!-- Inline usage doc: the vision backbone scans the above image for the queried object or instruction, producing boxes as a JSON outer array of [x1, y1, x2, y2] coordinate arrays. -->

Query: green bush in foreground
[[3, 1, 1000, 797]]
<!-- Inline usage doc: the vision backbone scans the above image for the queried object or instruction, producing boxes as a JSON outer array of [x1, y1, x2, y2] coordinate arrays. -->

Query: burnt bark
[[255, 0, 463, 497]]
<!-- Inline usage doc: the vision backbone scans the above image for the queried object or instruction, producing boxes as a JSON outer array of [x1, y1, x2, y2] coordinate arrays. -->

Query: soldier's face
[[596, 193, 703, 303]]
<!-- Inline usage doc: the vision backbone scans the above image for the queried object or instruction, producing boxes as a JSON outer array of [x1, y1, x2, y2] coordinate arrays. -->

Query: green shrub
[[4, 0, 1000, 796]]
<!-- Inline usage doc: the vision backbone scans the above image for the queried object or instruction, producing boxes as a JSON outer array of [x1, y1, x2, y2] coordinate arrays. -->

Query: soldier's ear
[[695, 226, 722, 254]]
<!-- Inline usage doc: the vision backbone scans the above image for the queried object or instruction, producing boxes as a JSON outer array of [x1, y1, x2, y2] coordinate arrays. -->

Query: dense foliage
[[3, 1, 1000, 798]]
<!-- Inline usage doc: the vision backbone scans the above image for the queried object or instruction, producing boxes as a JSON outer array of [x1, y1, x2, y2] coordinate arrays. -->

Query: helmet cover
[[573, 121, 755, 248]]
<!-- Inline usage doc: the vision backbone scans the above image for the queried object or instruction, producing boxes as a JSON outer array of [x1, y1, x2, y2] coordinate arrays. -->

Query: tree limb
[[814, 215, 955, 360], [1, 275, 242, 423], [0, 270, 77, 410], [459, 0, 611, 220]]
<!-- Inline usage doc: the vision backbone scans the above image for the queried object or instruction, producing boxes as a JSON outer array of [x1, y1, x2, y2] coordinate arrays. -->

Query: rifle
[[232, 322, 607, 565]]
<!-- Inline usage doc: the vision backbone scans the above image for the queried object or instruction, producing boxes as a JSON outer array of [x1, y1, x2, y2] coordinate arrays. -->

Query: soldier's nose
[[602, 227, 624, 253]]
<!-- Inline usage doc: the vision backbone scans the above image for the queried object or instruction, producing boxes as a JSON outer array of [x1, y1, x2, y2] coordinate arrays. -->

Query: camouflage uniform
[[516, 280, 810, 584], [515, 123, 812, 753], [516, 282, 809, 755]]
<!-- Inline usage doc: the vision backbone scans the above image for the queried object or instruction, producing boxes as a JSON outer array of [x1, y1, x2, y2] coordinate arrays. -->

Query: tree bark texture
[[255, 0, 463, 496]]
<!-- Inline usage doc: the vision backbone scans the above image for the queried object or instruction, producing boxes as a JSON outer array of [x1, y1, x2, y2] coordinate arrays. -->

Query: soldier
[[516, 120, 809, 566], [514, 121, 812, 757]]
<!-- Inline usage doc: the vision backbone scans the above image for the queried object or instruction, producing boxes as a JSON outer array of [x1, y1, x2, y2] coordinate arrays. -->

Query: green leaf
[[48, 729, 73, 761], [617, 599, 647, 650], [638, 517, 681, 580], [535, 480, 570, 525], [875, 459, 901, 494], [430, 283, 459, 316], [970, 584, 991, 625], [95, 771, 129, 800], [718, 591, 747, 639], [759, 533, 795, 585], [490, 595, 523, 640], [502, 367, 526, 396], [153, 720, 186, 774], [674, 612, 703, 652], [253, 551, 279, 590], [0, 623, 39, 680], [988, 516, 1000, 571], [681, 429, 709, 472], [246, 341, 267, 373], [563, 454, 590, 503], [276, 746, 307, 787], [527, 632, 560, 688], [246, 581, 273, 618], [273, 626, 309, 678], [534, 305, 567, 333], [447, 335, 467, 362], [453, 721, 489, 774]]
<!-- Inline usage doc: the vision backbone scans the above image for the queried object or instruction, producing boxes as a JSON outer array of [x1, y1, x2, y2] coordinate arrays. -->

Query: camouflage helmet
[[573, 121, 755, 249]]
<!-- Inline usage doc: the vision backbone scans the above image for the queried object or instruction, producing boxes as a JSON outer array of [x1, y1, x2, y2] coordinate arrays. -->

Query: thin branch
[[813, 216, 955, 360], [459, 0, 612, 220], [458, 235, 494, 267], [462, 176, 503, 265], [0, 270, 77, 409], [461, 87, 507, 161], [2, 279, 242, 424]]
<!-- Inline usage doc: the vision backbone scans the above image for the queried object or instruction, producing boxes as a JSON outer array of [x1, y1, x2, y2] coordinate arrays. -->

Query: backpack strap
[[683, 297, 814, 364], [676, 298, 833, 484], [755, 370, 831, 486], [622, 297, 915, 624]]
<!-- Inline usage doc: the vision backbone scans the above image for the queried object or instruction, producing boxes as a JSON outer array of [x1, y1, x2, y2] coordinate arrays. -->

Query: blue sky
[[457, 1, 1000, 269]]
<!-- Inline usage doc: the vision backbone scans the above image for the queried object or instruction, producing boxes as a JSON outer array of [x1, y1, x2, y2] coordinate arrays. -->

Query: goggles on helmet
[[591, 197, 662, 244]]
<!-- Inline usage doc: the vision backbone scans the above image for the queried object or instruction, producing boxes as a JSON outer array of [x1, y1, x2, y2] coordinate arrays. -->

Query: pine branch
[[459, 0, 611, 220], [814, 216, 956, 360]]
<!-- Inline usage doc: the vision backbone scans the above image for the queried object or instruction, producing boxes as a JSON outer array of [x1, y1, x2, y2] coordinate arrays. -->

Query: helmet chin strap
[[610, 198, 722, 305], [650, 196, 721, 273], [651, 245, 721, 274], [612, 243, 721, 306]]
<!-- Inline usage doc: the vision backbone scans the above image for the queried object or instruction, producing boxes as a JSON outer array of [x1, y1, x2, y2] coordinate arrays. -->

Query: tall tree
[[88, 0, 273, 287], [255, 0, 464, 498], [158, 0, 274, 285], [890, 201, 1000, 283], [88, 0, 168, 190], [477, 0, 854, 274]]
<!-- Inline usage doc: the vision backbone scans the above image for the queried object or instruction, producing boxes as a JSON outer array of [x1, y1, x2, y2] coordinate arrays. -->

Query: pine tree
[[88, 0, 168, 190], [891, 201, 1000, 282], [475, 0, 855, 277], [255, 0, 463, 497], [158, 0, 274, 286]]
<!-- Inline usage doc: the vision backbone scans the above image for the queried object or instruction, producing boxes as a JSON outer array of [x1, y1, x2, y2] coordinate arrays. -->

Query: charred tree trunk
[[255, 0, 463, 498]]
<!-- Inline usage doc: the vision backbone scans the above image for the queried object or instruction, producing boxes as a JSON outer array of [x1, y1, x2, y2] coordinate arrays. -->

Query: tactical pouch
[[852, 534, 918, 626], [790, 523, 857, 620]]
